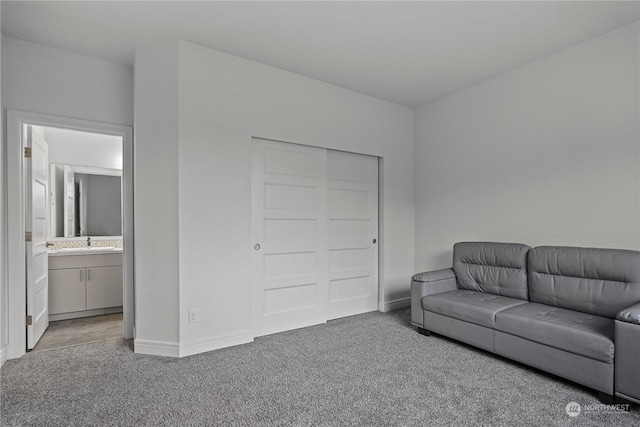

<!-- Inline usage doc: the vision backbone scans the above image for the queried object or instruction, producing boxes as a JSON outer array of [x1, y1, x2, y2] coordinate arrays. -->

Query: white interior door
[[26, 125, 50, 349], [252, 138, 379, 337], [252, 139, 329, 336], [327, 150, 378, 319]]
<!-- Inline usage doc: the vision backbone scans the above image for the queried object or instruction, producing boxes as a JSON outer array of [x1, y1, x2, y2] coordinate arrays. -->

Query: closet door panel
[[327, 150, 379, 319], [252, 139, 379, 336], [252, 139, 329, 336]]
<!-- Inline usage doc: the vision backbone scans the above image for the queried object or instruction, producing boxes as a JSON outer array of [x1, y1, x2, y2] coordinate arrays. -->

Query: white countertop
[[48, 247, 123, 256]]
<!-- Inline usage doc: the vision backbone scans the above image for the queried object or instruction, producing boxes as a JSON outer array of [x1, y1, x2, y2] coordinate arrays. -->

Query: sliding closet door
[[252, 139, 329, 336], [327, 150, 378, 319], [252, 138, 378, 337]]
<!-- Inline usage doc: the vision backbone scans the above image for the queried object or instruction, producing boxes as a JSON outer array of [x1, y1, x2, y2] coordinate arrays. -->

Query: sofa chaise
[[411, 242, 640, 404]]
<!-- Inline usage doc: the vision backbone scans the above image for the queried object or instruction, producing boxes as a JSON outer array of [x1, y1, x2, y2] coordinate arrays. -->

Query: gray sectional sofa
[[411, 242, 640, 404]]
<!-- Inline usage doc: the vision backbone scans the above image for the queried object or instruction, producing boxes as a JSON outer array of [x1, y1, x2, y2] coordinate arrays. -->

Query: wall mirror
[[50, 164, 122, 238], [40, 125, 124, 239]]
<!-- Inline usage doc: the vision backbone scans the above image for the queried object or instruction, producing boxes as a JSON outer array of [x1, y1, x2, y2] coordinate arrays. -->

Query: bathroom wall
[[45, 127, 123, 170]]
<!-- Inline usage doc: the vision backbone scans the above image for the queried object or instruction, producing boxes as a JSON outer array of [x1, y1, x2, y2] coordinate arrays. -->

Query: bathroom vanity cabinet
[[48, 252, 123, 319]]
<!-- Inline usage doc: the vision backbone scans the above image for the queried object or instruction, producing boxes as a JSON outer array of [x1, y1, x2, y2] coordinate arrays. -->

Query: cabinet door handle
[[80, 270, 84, 282], [87, 269, 91, 281]]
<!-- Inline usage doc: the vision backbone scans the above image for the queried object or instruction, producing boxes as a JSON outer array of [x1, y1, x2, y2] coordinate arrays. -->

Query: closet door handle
[[80, 270, 84, 282]]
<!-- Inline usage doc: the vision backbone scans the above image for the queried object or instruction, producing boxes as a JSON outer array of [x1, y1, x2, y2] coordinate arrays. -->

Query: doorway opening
[[6, 111, 134, 359], [33, 125, 123, 351]]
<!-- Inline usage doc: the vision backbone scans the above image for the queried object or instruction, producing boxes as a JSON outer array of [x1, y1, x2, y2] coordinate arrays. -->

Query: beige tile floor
[[33, 313, 123, 351]]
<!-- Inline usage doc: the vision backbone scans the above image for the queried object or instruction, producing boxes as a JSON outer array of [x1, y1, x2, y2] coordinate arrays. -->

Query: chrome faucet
[[87, 237, 91, 247]]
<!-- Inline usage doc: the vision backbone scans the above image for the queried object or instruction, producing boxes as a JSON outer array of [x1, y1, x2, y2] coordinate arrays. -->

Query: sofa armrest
[[617, 302, 640, 325], [411, 268, 458, 327], [615, 318, 640, 403]]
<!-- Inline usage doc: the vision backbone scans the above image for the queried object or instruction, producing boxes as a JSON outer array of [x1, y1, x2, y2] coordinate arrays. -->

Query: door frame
[[6, 110, 134, 359]]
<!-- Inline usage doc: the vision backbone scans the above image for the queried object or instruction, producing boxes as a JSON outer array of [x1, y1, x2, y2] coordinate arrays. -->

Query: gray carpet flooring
[[1, 308, 638, 426]]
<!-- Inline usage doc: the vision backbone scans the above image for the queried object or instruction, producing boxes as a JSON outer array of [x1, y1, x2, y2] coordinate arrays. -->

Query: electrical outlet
[[188, 309, 199, 323]]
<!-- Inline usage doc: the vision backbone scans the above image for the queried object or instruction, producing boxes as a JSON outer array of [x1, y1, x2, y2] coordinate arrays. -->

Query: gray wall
[[134, 41, 415, 355], [415, 23, 640, 270], [0, 14, 5, 364], [1, 37, 133, 126], [1, 36, 132, 363]]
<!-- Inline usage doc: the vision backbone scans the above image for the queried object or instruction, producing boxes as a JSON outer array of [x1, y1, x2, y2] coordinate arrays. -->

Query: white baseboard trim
[[378, 297, 410, 312], [0, 346, 7, 367], [134, 339, 180, 357], [134, 333, 254, 358], [178, 332, 254, 358], [50, 307, 123, 322]]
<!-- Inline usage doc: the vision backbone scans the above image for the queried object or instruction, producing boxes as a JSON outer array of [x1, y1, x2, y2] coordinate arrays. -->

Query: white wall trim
[[6, 110, 134, 360], [134, 333, 254, 358], [134, 339, 180, 358], [49, 307, 122, 322], [178, 333, 254, 358], [378, 297, 410, 312]]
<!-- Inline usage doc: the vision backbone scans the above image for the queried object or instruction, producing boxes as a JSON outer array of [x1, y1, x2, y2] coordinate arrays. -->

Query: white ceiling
[[2, 1, 638, 107]]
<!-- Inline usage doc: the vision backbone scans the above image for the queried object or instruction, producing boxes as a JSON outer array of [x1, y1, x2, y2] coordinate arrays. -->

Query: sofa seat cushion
[[422, 290, 528, 329], [495, 303, 614, 363]]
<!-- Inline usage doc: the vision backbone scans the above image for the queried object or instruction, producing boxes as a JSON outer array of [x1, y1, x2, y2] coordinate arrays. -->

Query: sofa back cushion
[[528, 246, 640, 318], [453, 242, 532, 300]]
